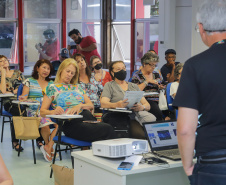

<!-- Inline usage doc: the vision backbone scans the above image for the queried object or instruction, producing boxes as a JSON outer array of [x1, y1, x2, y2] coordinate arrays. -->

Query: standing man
[[51, 48, 69, 75], [173, 0, 226, 184], [35, 29, 60, 61], [67, 29, 101, 65], [160, 49, 179, 82]]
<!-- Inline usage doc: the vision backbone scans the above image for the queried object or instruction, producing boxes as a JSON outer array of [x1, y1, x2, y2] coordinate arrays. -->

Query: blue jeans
[[189, 149, 226, 185]]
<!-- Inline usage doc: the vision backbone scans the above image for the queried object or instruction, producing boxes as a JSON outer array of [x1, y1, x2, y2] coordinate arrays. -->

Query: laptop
[[143, 121, 181, 161]]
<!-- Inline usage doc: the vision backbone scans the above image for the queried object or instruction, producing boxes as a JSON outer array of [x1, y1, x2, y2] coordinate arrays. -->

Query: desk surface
[[0, 93, 14, 97], [46, 114, 83, 119], [101, 108, 132, 113], [71, 150, 183, 176], [12, 100, 40, 105]]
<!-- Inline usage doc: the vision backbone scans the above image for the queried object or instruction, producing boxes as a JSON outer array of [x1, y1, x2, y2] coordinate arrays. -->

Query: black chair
[[102, 110, 131, 138], [49, 115, 92, 178]]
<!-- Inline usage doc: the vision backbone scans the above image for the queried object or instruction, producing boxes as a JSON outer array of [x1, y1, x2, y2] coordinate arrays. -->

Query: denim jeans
[[188, 149, 226, 185]]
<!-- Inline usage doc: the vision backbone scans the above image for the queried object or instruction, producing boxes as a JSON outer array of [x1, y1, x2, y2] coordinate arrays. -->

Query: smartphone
[[117, 162, 134, 170], [138, 73, 145, 80], [146, 157, 167, 164], [70, 45, 77, 49]]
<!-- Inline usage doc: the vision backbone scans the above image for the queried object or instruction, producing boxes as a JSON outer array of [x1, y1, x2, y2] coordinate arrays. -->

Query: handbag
[[135, 110, 156, 125], [13, 100, 41, 140], [52, 164, 74, 185], [158, 89, 168, 110]]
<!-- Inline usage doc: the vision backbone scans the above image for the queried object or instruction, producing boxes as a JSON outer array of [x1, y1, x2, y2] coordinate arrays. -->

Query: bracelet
[[144, 81, 148, 86]]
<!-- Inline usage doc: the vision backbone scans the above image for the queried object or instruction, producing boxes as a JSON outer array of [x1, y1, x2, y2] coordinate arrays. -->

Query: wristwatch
[[143, 105, 145, 111]]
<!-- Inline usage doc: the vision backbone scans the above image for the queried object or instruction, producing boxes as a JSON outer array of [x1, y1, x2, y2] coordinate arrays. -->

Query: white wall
[[158, 0, 176, 68], [191, 0, 208, 56], [158, 0, 208, 68], [175, 0, 192, 63]]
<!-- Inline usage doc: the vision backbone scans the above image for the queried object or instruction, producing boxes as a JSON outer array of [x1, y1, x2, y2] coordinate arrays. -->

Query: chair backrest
[[128, 70, 138, 82], [166, 82, 174, 111], [17, 84, 24, 100]]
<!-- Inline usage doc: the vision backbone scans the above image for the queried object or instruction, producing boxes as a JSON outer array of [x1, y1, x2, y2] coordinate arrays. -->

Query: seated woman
[[90, 55, 112, 86], [101, 61, 156, 139], [74, 54, 103, 113], [40, 58, 115, 153], [170, 63, 184, 99], [19, 59, 58, 162], [131, 52, 165, 121], [0, 55, 25, 152]]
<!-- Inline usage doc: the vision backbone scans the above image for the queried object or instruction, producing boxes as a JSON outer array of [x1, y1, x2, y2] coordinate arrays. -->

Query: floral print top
[[43, 83, 85, 113], [0, 69, 25, 103], [131, 70, 162, 101], [79, 74, 103, 108], [23, 78, 54, 128]]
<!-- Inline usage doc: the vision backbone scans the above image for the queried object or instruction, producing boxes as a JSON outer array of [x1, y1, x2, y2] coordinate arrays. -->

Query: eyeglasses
[[195, 23, 226, 33], [147, 63, 157, 68]]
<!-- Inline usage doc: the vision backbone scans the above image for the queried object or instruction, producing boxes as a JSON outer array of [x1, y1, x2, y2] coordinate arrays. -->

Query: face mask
[[94, 63, 102, 70], [114, 70, 127, 81]]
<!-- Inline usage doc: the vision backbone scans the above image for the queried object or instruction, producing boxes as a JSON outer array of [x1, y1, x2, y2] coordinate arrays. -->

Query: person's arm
[[167, 63, 176, 82], [0, 67, 6, 94], [77, 43, 97, 52], [131, 97, 150, 112], [177, 107, 198, 176], [40, 94, 64, 116], [18, 85, 29, 100], [35, 44, 52, 61], [0, 155, 13, 185], [101, 97, 128, 109], [67, 94, 94, 115]]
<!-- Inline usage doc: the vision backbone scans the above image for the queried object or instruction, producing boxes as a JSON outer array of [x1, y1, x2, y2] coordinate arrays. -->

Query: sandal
[[36, 141, 44, 149], [13, 143, 24, 152], [40, 146, 52, 162]]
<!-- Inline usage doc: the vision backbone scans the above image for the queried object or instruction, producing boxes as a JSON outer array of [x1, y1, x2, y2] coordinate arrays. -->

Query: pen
[[21, 94, 28, 97]]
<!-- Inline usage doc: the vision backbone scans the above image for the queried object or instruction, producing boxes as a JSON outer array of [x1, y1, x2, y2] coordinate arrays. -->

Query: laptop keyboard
[[157, 149, 180, 156]]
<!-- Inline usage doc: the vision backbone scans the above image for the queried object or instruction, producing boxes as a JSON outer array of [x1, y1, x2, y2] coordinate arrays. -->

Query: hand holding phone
[[117, 162, 134, 170]]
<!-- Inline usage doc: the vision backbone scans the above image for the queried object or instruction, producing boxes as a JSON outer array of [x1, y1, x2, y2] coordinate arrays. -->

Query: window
[[0, 0, 18, 65], [23, 0, 61, 67], [67, 0, 102, 58]]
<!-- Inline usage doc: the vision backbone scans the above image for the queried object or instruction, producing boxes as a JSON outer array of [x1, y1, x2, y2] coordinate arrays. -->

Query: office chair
[[49, 107, 92, 178], [102, 110, 131, 138], [166, 82, 178, 119]]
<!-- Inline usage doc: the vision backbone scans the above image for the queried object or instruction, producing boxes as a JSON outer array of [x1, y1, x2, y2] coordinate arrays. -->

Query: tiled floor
[[0, 118, 74, 185]]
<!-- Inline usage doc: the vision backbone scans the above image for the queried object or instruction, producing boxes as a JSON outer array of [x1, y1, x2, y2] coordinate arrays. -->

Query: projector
[[92, 138, 148, 158]]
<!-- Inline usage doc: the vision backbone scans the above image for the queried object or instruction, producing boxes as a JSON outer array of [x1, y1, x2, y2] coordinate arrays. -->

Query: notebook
[[143, 121, 181, 161]]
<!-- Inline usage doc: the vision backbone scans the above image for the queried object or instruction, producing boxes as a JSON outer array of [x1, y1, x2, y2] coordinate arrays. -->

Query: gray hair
[[174, 63, 184, 79], [141, 52, 159, 66], [196, 0, 226, 33]]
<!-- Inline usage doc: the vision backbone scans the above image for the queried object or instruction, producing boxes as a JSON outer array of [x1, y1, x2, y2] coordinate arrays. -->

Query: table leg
[[50, 119, 63, 178]]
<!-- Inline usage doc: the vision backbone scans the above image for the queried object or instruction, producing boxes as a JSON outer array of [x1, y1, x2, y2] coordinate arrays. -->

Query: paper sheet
[[123, 91, 144, 109]]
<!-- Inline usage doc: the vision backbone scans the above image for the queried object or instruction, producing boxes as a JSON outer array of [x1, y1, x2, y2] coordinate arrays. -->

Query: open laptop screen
[[143, 121, 178, 151]]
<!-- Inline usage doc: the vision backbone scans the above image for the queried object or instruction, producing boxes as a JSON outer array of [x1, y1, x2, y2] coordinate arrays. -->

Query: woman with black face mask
[[90, 56, 112, 86], [101, 61, 156, 139]]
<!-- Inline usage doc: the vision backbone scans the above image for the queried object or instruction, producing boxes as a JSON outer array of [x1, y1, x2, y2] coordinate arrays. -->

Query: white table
[[12, 100, 40, 106], [143, 92, 159, 97], [101, 108, 132, 113], [72, 150, 189, 185]]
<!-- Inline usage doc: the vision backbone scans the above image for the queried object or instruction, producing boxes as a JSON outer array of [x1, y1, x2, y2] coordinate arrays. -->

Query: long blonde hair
[[54, 58, 79, 84]]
